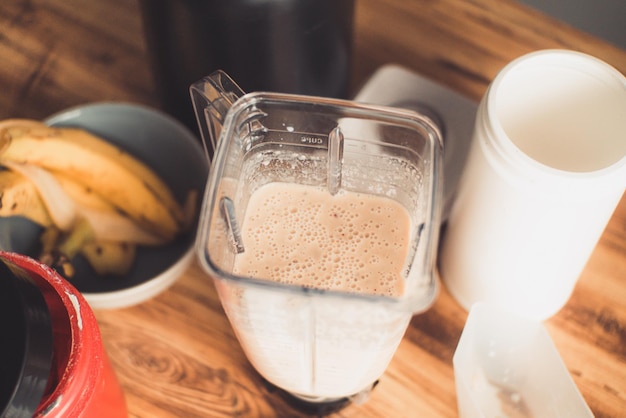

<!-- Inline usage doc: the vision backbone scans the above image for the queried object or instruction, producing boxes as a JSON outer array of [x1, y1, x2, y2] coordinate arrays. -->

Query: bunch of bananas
[[0, 119, 197, 278]]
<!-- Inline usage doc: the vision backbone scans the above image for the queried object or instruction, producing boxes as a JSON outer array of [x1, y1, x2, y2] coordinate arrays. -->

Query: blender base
[[261, 378, 379, 416]]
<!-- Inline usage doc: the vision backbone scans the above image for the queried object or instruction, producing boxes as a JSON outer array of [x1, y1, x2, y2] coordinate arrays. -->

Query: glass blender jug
[[191, 71, 443, 403]]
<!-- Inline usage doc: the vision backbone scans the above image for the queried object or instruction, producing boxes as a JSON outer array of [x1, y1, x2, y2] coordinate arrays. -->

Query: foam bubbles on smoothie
[[232, 182, 411, 297]]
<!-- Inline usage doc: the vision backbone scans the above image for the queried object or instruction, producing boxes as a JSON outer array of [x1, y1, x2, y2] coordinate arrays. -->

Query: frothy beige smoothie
[[233, 182, 411, 297]]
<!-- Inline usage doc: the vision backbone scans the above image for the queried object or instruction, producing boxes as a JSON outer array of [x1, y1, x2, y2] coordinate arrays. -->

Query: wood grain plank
[[1, 0, 625, 416], [0, 0, 155, 120]]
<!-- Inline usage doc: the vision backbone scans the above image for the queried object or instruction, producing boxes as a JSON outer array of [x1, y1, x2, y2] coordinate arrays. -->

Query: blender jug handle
[[190, 70, 246, 162]]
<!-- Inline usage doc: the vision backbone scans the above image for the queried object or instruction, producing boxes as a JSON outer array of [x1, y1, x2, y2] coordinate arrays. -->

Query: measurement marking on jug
[[301, 135, 324, 145]]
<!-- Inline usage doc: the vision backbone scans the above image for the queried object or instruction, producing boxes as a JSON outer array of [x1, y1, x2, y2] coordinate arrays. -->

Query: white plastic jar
[[439, 50, 626, 320]]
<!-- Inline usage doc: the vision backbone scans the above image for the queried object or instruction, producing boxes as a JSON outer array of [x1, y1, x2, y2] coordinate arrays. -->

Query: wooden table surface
[[1, 0, 625, 417]]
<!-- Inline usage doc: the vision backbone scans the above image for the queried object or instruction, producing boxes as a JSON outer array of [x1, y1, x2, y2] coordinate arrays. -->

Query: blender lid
[[0, 257, 54, 417]]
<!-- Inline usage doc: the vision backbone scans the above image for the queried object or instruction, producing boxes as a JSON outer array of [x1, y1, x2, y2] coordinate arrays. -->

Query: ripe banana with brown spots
[[0, 119, 197, 277], [0, 124, 188, 240]]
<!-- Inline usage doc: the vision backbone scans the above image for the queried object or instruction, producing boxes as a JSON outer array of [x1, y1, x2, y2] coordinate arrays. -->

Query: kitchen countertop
[[1, 0, 625, 416]]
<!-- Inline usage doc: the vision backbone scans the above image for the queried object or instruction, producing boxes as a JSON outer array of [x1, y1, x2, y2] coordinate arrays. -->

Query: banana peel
[[50, 170, 171, 245], [0, 168, 54, 227], [0, 118, 199, 279], [2, 161, 78, 231], [1, 124, 186, 240], [37, 218, 135, 279]]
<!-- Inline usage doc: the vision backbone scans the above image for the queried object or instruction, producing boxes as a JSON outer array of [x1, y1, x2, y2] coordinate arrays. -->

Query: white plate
[[353, 65, 478, 220]]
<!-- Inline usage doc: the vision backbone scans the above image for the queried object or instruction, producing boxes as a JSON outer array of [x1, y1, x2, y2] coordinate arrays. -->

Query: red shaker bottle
[[0, 251, 127, 418]]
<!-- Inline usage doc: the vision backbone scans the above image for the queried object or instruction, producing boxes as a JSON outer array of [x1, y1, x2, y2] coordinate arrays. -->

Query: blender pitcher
[[191, 71, 443, 403]]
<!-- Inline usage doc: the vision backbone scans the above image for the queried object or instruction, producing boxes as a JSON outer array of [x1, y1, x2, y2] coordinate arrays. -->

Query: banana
[[40, 217, 96, 278], [0, 167, 54, 227], [4, 161, 168, 245], [0, 118, 197, 278], [2, 161, 167, 277], [0, 119, 47, 138], [39, 226, 63, 258], [51, 171, 169, 245], [80, 240, 136, 276], [37, 213, 138, 278], [0, 125, 186, 240], [2, 161, 78, 231]]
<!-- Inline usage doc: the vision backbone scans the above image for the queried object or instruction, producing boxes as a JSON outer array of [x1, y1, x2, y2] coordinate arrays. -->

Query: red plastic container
[[0, 251, 127, 417]]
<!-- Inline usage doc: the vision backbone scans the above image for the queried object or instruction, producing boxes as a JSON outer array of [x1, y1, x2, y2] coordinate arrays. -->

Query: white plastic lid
[[453, 303, 593, 418]]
